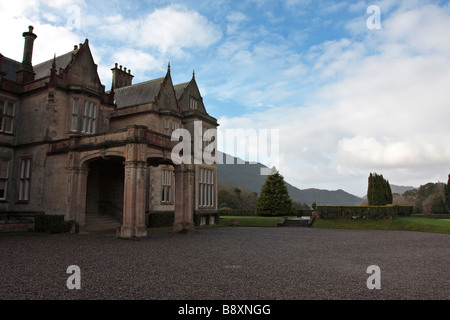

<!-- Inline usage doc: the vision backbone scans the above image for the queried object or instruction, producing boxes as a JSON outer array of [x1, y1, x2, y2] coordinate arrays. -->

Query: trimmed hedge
[[219, 208, 314, 217], [219, 209, 256, 216], [34, 215, 78, 234], [317, 205, 413, 220]]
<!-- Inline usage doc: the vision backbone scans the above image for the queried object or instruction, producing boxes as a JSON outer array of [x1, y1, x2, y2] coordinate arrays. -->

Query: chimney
[[111, 63, 134, 89], [16, 26, 37, 84]]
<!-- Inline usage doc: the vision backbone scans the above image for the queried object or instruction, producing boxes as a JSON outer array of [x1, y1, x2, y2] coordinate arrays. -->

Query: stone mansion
[[0, 26, 219, 239]]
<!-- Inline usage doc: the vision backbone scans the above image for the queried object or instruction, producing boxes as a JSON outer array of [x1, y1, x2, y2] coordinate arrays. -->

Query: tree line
[[220, 171, 450, 216]]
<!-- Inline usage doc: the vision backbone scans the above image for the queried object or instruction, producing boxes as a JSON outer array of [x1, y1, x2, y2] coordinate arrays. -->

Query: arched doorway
[[84, 157, 124, 231]]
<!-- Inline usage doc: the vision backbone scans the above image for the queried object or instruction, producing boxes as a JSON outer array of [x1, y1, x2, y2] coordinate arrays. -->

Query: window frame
[[0, 99, 16, 134], [70, 98, 98, 134], [189, 97, 199, 110], [161, 168, 173, 204], [0, 159, 10, 201], [18, 157, 32, 202], [198, 168, 215, 208]]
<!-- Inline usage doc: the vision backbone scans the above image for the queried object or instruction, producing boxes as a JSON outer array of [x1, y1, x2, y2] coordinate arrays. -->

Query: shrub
[[218, 209, 255, 216], [256, 172, 293, 216], [317, 205, 413, 220], [34, 215, 78, 234]]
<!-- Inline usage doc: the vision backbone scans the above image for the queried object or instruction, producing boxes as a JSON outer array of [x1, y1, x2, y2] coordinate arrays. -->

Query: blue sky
[[2, 0, 450, 197]]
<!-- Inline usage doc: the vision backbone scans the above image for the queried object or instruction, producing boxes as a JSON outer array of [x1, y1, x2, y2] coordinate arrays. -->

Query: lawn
[[218, 216, 450, 234]]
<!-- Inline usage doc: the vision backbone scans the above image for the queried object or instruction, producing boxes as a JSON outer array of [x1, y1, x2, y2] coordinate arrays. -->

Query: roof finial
[[49, 54, 57, 84], [192, 69, 195, 79], [167, 61, 171, 73]]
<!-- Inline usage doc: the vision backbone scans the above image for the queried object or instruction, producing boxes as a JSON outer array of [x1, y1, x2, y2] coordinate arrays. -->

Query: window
[[161, 169, 172, 203], [71, 99, 97, 134], [189, 97, 198, 110], [198, 168, 214, 207], [0, 100, 15, 134], [81, 101, 97, 134], [71, 99, 79, 132], [164, 94, 171, 108], [19, 158, 31, 201], [164, 119, 169, 135], [0, 160, 10, 200]]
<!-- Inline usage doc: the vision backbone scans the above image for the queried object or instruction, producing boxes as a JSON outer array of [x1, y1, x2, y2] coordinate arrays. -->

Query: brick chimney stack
[[16, 26, 37, 84], [111, 63, 134, 89]]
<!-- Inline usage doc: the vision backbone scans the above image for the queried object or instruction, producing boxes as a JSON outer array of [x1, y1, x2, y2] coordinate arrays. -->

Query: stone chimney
[[111, 63, 134, 89], [16, 26, 37, 84]]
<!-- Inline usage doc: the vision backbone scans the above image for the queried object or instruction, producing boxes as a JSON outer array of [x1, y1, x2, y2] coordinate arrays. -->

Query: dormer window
[[164, 119, 169, 135], [189, 97, 198, 110], [71, 99, 97, 134]]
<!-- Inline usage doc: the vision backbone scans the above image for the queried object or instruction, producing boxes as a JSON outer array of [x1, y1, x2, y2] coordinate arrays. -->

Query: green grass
[[219, 216, 450, 234]]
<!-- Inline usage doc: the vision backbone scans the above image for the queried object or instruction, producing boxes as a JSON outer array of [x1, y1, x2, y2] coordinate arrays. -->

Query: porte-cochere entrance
[[57, 125, 200, 239]]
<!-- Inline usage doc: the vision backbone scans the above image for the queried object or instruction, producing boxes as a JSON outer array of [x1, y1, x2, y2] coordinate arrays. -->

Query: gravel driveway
[[0, 226, 449, 300]]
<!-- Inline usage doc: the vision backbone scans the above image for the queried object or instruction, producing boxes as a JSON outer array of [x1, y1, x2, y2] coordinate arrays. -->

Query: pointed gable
[[176, 72, 208, 114], [61, 39, 103, 91], [154, 63, 180, 113]]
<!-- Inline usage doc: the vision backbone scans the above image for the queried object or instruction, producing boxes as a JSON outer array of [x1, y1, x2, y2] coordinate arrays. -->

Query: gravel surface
[[0, 226, 449, 300]]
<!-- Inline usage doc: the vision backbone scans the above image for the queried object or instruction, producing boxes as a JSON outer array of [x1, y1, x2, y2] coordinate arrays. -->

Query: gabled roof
[[0, 56, 21, 81], [173, 81, 190, 100], [113, 77, 165, 108], [33, 49, 78, 80], [0, 48, 78, 82]]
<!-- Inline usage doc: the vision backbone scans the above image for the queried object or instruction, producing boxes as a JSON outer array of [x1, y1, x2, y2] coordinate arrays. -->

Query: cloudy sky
[[1, 0, 449, 196]]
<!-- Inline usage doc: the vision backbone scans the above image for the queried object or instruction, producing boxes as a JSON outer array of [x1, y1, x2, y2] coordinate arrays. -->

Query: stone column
[[120, 142, 148, 239], [66, 166, 89, 226], [173, 164, 195, 233]]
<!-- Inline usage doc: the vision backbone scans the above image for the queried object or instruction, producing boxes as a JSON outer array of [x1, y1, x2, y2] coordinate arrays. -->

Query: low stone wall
[[0, 212, 41, 233], [277, 216, 315, 227]]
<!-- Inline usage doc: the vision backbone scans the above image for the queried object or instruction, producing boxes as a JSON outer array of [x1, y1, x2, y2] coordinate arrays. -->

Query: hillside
[[217, 152, 364, 206]]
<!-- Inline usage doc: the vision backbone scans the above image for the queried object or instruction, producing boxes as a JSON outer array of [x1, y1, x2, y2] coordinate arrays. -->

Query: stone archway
[[85, 157, 124, 223]]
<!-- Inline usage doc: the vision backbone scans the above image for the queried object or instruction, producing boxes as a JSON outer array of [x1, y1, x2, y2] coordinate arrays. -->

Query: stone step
[[81, 213, 122, 233]]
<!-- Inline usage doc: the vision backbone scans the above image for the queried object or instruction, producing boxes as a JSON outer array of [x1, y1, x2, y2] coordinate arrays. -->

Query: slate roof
[[0, 56, 21, 81], [0, 49, 77, 82], [33, 50, 78, 79], [113, 77, 165, 108], [173, 81, 189, 99]]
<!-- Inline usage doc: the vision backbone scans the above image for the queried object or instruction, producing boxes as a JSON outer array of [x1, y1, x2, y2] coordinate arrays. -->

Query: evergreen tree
[[367, 173, 393, 206], [256, 172, 293, 216], [445, 174, 450, 213]]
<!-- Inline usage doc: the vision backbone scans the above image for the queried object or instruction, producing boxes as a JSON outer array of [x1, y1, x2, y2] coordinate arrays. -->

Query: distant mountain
[[361, 184, 417, 199], [217, 152, 364, 207], [390, 185, 417, 194]]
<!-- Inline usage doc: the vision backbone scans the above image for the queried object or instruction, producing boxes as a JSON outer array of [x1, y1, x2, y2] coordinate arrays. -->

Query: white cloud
[[97, 5, 222, 56], [215, 2, 450, 195]]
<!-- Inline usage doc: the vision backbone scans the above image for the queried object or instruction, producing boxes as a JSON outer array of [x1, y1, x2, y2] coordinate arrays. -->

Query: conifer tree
[[256, 172, 293, 216], [445, 174, 450, 213], [367, 173, 393, 206]]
